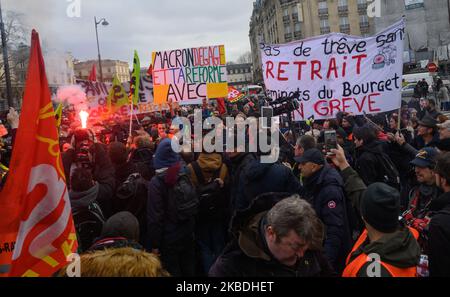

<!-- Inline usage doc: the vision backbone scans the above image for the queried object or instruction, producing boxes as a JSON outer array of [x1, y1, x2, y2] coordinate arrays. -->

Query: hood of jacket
[[244, 161, 277, 183], [69, 183, 99, 210], [353, 226, 420, 268], [197, 152, 223, 172], [238, 211, 272, 261]]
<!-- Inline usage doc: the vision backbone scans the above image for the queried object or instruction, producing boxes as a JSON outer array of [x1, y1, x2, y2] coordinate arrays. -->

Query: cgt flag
[[0, 30, 77, 277], [228, 86, 245, 103], [129, 50, 141, 105]]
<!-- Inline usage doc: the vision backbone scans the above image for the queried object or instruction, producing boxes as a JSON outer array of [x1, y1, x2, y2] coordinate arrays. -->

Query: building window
[[285, 24, 291, 34], [320, 19, 329, 29], [360, 15, 369, 24], [340, 17, 349, 26], [357, 0, 366, 3], [318, 1, 327, 9], [338, 0, 348, 7], [295, 22, 301, 32], [283, 7, 289, 17]]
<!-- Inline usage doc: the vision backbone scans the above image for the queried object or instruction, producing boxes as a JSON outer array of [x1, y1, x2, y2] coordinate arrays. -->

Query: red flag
[[216, 98, 226, 115], [227, 86, 245, 103], [88, 63, 97, 81], [0, 30, 77, 277]]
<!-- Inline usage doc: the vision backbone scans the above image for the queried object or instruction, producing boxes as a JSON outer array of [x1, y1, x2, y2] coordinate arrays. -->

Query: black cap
[[294, 148, 325, 165], [360, 183, 400, 233], [418, 115, 438, 129]]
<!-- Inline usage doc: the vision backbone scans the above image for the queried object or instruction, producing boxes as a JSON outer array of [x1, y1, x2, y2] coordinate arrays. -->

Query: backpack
[[374, 151, 401, 190], [72, 201, 105, 252], [115, 173, 147, 221], [190, 161, 227, 220], [167, 170, 199, 222]]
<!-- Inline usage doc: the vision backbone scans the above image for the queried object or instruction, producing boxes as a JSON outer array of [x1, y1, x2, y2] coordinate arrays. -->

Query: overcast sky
[[3, 0, 254, 68]]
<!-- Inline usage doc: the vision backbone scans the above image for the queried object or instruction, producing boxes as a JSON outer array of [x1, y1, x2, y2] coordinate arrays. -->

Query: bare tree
[[236, 51, 252, 64], [0, 11, 28, 94]]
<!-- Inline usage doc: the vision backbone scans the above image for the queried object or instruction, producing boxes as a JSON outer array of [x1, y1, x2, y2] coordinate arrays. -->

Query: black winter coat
[[229, 153, 257, 212], [146, 164, 195, 250], [234, 160, 303, 211], [302, 165, 352, 273], [355, 141, 394, 186], [429, 192, 450, 277]]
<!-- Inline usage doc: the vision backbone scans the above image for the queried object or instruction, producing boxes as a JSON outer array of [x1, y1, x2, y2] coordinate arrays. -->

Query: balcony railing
[[294, 31, 302, 39], [358, 3, 368, 13], [318, 8, 329, 16], [320, 26, 330, 34], [338, 6, 348, 12], [340, 24, 350, 33], [360, 21, 369, 28], [285, 33, 293, 40], [360, 23, 370, 33]]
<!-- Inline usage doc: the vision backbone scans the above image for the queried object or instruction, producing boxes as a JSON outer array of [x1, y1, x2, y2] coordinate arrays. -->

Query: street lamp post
[[0, 0, 14, 108], [94, 16, 109, 83]]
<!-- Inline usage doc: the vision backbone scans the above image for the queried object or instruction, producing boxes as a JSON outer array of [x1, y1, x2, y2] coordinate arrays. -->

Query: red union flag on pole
[[227, 86, 245, 103], [0, 30, 77, 277]]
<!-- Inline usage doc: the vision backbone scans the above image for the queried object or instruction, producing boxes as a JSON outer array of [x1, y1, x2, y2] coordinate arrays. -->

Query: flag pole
[[129, 100, 133, 137]]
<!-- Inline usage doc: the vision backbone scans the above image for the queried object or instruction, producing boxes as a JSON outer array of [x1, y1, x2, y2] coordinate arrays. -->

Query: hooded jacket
[[336, 166, 420, 277], [146, 163, 194, 250], [187, 153, 230, 223], [302, 165, 352, 273], [88, 211, 143, 252], [234, 158, 303, 211], [355, 141, 394, 186], [70, 184, 99, 212], [188, 153, 228, 186], [209, 193, 335, 277], [344, 225, 420, 277], [228, 153, 257, 211], [66, 143, 115, 218]]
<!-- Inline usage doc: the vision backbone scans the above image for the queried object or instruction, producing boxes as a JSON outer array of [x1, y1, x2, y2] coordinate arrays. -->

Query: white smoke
[[55, 85, 88, 112]]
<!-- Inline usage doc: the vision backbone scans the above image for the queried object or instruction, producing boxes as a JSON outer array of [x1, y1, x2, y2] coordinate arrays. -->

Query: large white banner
[[261, 19, 405, 121], [75, 76, 167, 119]]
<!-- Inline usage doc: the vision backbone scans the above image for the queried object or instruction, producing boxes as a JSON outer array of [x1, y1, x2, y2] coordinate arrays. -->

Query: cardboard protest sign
[[152, 45, 228, 105], [261, 19, 405, 120]]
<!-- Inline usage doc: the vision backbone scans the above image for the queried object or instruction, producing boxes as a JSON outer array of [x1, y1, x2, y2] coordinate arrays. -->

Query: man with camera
[[63, 128, 115, 219]]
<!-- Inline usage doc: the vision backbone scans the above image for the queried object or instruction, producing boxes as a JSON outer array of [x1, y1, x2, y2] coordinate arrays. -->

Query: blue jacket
[[302, 165, 352, 273]]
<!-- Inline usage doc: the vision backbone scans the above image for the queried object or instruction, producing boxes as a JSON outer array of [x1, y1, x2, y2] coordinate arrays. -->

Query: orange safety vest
[[342, 228, 419, 277]]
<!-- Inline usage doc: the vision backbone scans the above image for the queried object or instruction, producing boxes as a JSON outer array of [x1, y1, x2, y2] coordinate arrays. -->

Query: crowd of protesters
[[1, 88, 450, 277]]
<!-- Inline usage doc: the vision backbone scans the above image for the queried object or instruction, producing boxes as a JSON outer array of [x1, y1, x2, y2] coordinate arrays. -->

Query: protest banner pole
[[129, 100, 133, 137]]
